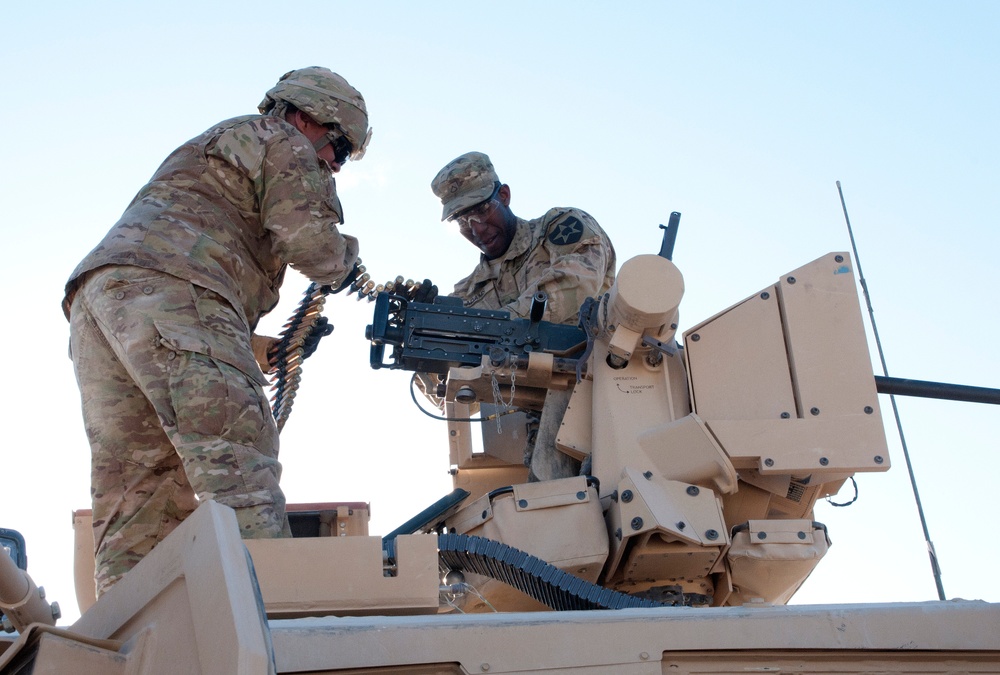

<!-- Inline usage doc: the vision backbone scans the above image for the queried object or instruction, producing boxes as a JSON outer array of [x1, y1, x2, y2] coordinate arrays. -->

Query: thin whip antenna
[[836, 180, 946, 601]]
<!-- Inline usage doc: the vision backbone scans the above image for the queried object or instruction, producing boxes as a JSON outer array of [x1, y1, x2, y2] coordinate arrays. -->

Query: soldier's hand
[[302, 316, 334, 359], [322, 261, 362, 295], [252, 334, 280, 374], [411, 279, 438, 303]]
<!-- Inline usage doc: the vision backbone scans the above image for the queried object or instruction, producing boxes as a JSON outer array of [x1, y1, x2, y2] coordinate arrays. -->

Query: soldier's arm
[[504, 212, 614, 324], [257, 119, 359, 288]]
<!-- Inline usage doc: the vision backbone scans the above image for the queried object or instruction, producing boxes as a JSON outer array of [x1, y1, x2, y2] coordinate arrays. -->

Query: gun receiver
[[365, 292, 587, 376]]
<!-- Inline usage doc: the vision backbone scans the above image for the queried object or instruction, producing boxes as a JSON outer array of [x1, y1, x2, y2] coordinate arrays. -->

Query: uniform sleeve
[[257, 124, 359, 287], [504, 211, 614, 325]]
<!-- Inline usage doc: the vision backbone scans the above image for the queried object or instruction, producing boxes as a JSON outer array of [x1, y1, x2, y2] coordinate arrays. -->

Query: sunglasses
[[450, 182, 501, 223], [325, 128, 354, 165]]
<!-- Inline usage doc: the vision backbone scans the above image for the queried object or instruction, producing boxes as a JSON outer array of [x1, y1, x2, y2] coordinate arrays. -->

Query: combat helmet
[[259, 67, 372, 161]]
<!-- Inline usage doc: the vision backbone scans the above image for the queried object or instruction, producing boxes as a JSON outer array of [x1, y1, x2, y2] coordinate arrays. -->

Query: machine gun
[[366, 216, 686, 405], [367, 292, 585, 378]]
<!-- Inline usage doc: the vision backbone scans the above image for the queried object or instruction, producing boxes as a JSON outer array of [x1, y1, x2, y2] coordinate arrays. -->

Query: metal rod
[[837, 180, 947, 601], [875, 376, 1000, 405]]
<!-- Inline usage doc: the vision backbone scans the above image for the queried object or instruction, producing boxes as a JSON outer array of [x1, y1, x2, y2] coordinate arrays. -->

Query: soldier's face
[[456, 186, 515, 259], [291, 110, 347, 174], [314, 134, 346, 174]]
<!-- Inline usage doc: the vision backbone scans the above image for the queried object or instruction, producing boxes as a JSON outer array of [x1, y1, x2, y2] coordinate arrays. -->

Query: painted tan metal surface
[[71, 501, 371, 618], [0, 544, 56, 633], [416, 252, 893, 609], [446, 476, 608, 612], [268, 600, 1000, 674], [10, 499, 1000, 674], [245, 534, 439, 618], [3, 501, 273, 674]]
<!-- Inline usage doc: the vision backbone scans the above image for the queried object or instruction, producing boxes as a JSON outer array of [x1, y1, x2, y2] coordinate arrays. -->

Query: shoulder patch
[[547, 216, 584, 246]]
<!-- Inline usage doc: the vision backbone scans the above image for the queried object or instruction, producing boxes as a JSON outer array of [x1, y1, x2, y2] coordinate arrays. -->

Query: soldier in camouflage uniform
[[63, 67, 372, 596], [430, 152, 616, 481]]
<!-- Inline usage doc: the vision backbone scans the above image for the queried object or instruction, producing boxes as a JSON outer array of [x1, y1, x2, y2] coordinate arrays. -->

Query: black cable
[[408, 373, 526, 423], [826, 476, 858, 507]]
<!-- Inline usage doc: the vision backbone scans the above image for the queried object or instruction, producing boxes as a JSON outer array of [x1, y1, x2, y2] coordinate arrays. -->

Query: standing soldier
[[64, 67, 371, 596], [430, 151, 616, 480]]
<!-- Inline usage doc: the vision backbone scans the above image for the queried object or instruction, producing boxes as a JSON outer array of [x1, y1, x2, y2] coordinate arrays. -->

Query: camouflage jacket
[[63, 114, 358, 329], [453, 208, 615, 325]]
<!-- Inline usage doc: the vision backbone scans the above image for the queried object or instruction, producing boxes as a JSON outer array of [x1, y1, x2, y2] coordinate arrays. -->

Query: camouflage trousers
[[526, 388, 580, 482], [69, 266, 290, 597]]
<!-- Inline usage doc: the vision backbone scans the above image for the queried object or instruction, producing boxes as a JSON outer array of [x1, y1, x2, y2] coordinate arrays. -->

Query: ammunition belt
[[269, 268, 430, 431], [434, 533, 671, 611], [269, 282, 328, 432]]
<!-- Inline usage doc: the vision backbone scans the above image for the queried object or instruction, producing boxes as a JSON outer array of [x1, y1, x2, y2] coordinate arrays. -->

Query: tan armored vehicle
[[3, 228, 999, 673]]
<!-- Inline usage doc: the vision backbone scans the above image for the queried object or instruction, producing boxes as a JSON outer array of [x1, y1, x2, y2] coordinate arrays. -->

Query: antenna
[[836, 181, 947, 601]]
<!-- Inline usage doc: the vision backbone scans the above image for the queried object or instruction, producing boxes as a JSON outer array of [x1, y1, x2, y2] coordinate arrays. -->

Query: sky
[[2, 1, 998, 625]]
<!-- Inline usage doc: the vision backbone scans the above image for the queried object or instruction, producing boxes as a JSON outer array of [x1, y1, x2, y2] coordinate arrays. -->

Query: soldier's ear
[[288, 109, 318, 134], [498, 184, 511, 206], [287, 109, 305, 132]]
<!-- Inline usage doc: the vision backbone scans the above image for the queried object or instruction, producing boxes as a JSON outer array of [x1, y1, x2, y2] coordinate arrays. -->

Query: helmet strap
[[312, 136, 331, 153]]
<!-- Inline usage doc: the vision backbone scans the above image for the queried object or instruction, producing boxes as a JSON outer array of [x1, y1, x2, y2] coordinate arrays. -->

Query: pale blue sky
[[2, 1, 998, 622]]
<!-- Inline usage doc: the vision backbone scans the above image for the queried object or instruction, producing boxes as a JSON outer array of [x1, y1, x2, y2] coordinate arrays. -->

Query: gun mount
[[367, 250, 892, 609]]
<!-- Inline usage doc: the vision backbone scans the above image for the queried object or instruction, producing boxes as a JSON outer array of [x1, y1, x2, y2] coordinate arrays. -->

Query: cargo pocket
[[155, 319, 272, 444], [154, 319, 268, 387]]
